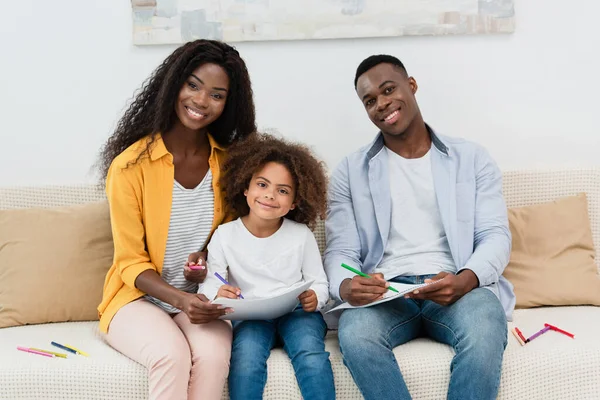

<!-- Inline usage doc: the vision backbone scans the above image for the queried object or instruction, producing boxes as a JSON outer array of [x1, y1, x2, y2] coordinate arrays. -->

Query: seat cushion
[[1, 307, 599, 399], [0, 321, 146, 399]]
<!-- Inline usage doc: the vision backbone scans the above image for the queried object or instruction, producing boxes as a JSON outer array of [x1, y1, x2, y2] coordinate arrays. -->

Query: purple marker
[[214, 272, 244, 299], [525, 326, 551, 343]]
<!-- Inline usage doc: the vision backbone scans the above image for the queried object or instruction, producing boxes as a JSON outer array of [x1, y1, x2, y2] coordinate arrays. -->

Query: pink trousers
[[105, 299, 232, 400]]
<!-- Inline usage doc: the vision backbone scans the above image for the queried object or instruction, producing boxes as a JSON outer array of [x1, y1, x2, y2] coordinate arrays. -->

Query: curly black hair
[[222, 133, 328, 229], [98, 39, 256, 179]]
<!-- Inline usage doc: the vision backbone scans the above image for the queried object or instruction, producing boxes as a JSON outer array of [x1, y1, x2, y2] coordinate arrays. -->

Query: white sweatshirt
[[201, 218, 330, 310]]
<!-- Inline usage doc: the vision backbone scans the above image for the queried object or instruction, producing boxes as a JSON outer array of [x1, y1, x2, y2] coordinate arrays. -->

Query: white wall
[[1, 0, 598, 185]]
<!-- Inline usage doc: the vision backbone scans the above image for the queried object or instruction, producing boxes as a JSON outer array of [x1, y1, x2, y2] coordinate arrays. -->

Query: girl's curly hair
[[97, 39, 256, 180], [222, 133, 328, 229]]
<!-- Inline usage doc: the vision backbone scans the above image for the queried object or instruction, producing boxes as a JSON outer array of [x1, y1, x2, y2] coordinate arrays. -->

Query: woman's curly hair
[[222, 133, 328, 229], [97, 39, 256, 180]]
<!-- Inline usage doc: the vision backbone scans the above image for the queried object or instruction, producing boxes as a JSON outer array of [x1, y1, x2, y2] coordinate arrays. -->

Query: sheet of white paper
[[326, 281, 431, 313], [212, 280, 314, 320]]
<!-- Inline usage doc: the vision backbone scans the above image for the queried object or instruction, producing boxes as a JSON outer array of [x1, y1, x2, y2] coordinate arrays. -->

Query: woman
[[97, 39, 256, 400]]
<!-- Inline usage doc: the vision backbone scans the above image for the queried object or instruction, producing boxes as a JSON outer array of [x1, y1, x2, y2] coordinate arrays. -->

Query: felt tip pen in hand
[[188, 263, 205, 271], [340, 263, 399, 293], [214, 272, 244, 299]]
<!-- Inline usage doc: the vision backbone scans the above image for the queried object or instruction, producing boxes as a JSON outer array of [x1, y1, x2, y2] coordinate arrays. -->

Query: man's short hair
[[354, 54, 407, 88]]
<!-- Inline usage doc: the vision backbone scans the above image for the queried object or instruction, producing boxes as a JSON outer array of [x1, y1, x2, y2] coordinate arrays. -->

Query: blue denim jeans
[[338, 275, 508, 400], [228, 306, 335, 400]]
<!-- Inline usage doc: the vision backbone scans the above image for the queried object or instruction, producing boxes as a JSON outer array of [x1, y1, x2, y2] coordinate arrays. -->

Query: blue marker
[[214, 272, 244, 299], [51, 341, 77, 355]]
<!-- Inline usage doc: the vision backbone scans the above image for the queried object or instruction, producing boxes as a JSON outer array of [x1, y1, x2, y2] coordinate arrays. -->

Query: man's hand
[[339, 273, 388, 306], [298, 289, 318, 312], [216, 284, 242, 299], [405, 270, 479, 306], [180, 293, 230, 324], [184, 251, 208, 283]]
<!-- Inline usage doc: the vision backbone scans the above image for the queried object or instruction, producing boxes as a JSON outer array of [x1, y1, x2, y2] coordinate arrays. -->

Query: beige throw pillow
[[503, 193, 600, 308], [0, 201, 113, 328]]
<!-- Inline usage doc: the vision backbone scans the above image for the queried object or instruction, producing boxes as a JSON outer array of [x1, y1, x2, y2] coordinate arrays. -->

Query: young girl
[[200, 133, 335, 400], [97, 39, 256, 400]]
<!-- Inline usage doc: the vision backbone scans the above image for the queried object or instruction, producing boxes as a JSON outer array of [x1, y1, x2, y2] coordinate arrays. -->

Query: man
[[324, 54, 515, 400]]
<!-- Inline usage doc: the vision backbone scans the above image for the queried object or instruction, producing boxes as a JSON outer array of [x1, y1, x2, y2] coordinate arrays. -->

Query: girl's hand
[[184, 251, 208, 283], [181, 293, 231, 324], [298, 289, 318, 312], [216, 284, 242, 299]]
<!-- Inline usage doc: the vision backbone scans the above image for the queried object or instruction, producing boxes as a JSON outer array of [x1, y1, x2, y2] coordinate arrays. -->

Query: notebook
[[212, 280, 313, 320], [326, 280, 432, 313]]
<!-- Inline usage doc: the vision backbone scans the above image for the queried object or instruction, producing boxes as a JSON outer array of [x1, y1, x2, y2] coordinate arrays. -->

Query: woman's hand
[[184, 251, 208, 283], [298, 289, 318, 312], [216, 284, 242, 299], [180, 293, 231, 324]]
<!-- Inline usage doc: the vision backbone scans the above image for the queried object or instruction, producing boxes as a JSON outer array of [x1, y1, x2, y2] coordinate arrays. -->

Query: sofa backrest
[[2, 168, 599, 271]]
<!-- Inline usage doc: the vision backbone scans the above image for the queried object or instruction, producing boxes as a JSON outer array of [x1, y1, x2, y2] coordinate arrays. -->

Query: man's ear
[[408, 76, 418, 95]]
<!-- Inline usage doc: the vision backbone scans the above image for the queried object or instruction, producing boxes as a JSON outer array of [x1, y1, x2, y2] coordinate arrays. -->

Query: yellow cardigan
[[98, 134, 232, 333]]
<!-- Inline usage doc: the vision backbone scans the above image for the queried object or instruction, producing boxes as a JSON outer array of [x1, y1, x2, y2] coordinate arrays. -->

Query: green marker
[[341, 263, 399, 293]]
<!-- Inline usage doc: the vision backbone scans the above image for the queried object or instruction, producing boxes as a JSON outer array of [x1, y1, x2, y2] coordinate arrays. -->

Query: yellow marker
[[30, 348, 68, 358], [64, 344, 90, 357]]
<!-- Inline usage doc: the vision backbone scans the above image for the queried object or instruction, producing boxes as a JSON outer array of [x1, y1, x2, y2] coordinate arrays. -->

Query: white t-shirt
[[374, 147, 456, 279], [146, 170, 214, 314], [202, 218, 330, 310]]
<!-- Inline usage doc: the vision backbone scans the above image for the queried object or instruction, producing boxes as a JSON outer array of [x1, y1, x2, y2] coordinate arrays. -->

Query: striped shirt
[[146, 170, 214, 314]]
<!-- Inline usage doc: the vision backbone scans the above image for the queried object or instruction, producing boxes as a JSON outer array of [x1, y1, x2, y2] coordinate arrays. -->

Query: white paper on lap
[[326, 281, 431, 313], [212, 280, 314, 320]]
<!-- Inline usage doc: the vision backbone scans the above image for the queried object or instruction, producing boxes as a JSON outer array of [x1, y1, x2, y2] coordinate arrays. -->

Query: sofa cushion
[[1, 306, 600, 399], [0, 201, 113, 328], [503, 194, 600, 308]]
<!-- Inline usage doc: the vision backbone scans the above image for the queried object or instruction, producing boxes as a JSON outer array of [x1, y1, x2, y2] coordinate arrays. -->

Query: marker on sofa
[[514, 327, 527, 343], [65, 344, 90, 357], [17, 346, 55, 358], [544, 323, 575, 339], [51, 341, 77, 355], [30, 348, 68, 358], [525, 326, 551, 343], [510, 329, 525, 346]]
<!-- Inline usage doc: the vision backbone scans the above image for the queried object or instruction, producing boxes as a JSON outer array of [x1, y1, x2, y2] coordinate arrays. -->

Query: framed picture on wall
[[131, 0, 515, 45]]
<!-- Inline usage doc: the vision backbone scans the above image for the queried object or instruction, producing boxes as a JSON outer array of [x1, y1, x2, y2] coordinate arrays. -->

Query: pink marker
[[17, 346, 55, 358], [188, 264, 205, 271]]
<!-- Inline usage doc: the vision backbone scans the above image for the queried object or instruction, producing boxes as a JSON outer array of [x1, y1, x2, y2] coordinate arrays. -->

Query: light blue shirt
[[324, 126, 515, 320]]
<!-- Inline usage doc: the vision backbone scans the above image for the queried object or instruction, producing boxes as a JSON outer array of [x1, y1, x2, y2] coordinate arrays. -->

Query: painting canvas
[[132, 0, 515, 45]]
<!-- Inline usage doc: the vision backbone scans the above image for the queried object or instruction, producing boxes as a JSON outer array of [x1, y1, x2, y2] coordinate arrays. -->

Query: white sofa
[[1, 169, 600, 400]]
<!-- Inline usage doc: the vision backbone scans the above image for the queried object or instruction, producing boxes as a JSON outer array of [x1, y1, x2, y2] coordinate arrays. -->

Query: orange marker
[[514, 327, 527, 343], [511, 328, 525, 346]]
